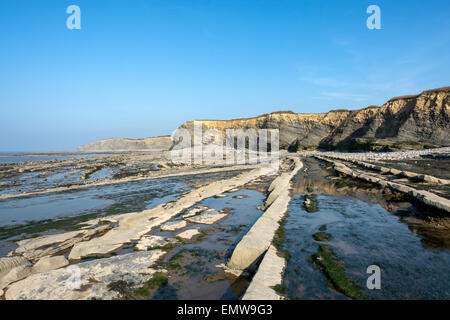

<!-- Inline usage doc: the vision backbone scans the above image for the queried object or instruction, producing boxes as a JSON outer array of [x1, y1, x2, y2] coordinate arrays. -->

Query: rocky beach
[[2, 2, 450, 315], [0, 87, 449, 300], [0, 139, 449, 300]]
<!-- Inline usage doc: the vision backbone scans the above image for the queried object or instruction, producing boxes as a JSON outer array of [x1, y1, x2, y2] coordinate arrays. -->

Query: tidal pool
[[281, 158, 450, 300], [0, 153, 103, 164], [139, 188, 267, 300], [0, 170, 245, 232], [0, 177, 185, 227]]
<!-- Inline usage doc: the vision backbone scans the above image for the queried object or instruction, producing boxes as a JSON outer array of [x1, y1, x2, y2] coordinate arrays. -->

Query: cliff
[[78, 87, 449, 152], [178, 86, 450, 151], [77, 136, 172, 152]]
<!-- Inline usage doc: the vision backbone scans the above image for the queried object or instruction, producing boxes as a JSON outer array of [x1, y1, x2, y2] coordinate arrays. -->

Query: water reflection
[[282, 157, 450, 300]]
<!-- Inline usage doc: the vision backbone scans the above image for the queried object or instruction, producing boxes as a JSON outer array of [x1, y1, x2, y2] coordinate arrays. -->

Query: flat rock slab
[[32, 255, 69, 274], [0, 261, 33, 290], [80, 216, 120, 229], [176, 229, 200, 240], [0, 256, 30, 278], [184, 209, 228, 225], [160, 220, 187, 231], [328, 158, 450, 214], [214, 194, 227, 198], [228, 157, 303, 271], [5, 250, 165, 300], [135, 235, 177, 251], [182, 206, 209, 219], [22, 225, 111, 261], [67, 166, 274, 261], [243, 245, 285, 300], [15, 230, 87, 255]]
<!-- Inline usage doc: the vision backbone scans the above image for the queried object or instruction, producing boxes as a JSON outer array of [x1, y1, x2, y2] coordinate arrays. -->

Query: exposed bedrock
[[316, 156, 450, 214], [32, 256, 69, 274], [67, 164, 276, 261], [0, 162, 262, 201], [78, 136, 173, 152], [177, 87, 450, 150], [242, 245, 285, 300], [0, 257, 33, 290], [327, 157, 450, 186], [227, 157, 302, 272], [15, 225, 111, 261], [4, 250, 165, 300]]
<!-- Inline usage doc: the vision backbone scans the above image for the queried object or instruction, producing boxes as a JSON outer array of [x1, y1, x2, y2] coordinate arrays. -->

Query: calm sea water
[[0, 152, 103, 164], [282, 158, 450, 300]]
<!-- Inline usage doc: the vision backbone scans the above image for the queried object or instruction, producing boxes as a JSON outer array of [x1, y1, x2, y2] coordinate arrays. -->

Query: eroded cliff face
[[322, 87, 450, 149], [178, 87, 450, 151], [78, 136, 172, 152], [179, 111, 352, 149], [78, 87, 449, 152]]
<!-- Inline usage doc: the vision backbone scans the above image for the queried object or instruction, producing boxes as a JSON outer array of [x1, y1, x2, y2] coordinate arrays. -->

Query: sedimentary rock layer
[[242, 245, 285, 300], [178, 87, 450, 150], [78, 136, 173, 152], [68, 164, 275, 261], [0, 162, 263, 201], [227, 157, 302, 271], [5, 250, 165, 300], [316, 156, 450, 214]]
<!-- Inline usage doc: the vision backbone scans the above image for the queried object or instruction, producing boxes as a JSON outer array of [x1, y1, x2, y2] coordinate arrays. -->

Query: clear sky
[[0, 0, 449, 151]]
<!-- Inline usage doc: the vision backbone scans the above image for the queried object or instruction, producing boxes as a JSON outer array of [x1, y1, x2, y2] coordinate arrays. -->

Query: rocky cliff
[[178, 86, 450, 151], [78, 136, 172, 152], [78, 87, 449, 152]]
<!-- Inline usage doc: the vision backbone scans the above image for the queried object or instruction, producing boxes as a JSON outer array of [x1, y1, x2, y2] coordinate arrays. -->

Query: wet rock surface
[[176, 229, 201, 240], [184, 208, 228, 225], [135, 235, 177, 251], [0, 150, 449, 300], [242, 245, 285, 300], [5, 250, 165, 300], [228, 157, 302, 272], [279, 157, 450, 300]]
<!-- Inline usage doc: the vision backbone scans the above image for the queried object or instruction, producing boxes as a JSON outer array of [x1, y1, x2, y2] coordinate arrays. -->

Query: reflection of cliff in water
[[292, 157, 410, 214], [282, 157, 450, 300], [293, 157, 450, 250]]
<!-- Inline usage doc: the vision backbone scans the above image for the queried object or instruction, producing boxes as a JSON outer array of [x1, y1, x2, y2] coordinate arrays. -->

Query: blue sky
[[0, 0, 449, 151]]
